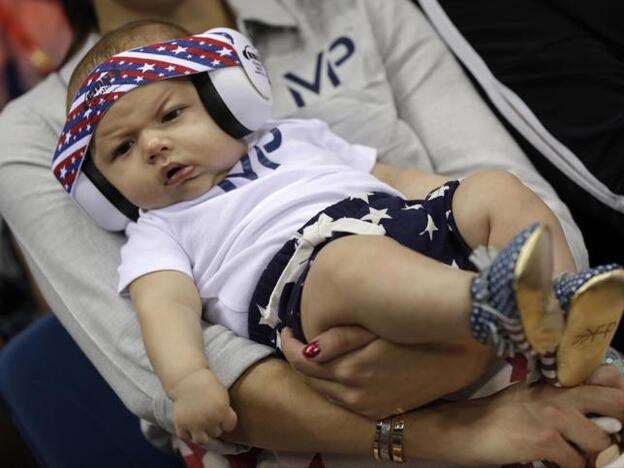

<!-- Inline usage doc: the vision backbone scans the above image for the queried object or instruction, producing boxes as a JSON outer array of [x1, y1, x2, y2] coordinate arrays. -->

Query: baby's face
[[92, 78, 247, 210]]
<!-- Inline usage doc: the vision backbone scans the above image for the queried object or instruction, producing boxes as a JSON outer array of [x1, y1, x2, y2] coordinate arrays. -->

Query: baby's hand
[[172, 368, 237, 445]]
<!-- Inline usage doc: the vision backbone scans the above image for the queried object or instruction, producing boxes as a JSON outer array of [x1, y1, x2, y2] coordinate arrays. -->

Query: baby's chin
[[138, 185, 216, 210]]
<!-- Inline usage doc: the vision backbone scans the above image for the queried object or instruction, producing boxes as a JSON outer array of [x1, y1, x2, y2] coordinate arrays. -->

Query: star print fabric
[[248, 180, 476, 348]]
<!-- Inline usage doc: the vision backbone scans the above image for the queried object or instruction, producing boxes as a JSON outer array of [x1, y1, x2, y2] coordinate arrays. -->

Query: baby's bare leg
[[300, 235, 476, 344], [301, 171, 575, 346], [452, 170, 577, 275]]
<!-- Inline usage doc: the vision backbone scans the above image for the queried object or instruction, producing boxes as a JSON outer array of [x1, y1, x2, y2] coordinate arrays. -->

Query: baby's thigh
[[299, 235, 391, 341]]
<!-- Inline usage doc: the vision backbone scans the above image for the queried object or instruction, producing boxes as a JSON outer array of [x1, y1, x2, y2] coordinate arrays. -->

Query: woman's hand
[[280, 326, 494, 419], [430, 379, 624, 467]]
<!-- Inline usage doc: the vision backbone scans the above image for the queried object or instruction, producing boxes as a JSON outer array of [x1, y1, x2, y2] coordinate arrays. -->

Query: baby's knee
[[464, 170, 542, 207]]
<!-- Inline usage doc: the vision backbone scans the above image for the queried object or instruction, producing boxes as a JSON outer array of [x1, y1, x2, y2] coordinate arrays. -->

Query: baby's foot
[[541, 265, 624, 387], [469, 223, 564, 357]]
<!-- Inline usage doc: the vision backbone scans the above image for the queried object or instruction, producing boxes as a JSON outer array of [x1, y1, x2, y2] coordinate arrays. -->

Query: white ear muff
[[197, 28, 272, 135], [208, 66, 272, 132], [73, 174, 134, 231]]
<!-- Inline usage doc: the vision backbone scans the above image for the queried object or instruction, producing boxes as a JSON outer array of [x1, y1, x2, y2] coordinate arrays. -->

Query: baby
[[52, 21, 624, 445]]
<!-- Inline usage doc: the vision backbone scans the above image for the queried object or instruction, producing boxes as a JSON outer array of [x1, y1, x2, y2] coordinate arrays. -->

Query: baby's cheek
[[128, 185, 158, 210]]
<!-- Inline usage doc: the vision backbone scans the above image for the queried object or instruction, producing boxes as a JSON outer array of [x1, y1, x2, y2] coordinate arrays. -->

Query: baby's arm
[[371, 162, 448, 199], [129, 270, 237, 444]]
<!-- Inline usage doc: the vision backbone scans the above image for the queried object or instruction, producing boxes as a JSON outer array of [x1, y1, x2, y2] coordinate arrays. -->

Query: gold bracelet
[[373, 417, 393, 461], [373, 420, 382, 460], [390, 415, 406, 463]]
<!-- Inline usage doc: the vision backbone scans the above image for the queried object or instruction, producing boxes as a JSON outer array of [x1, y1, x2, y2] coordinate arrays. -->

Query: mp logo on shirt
[[218, 128, 282, 192], [283, 36, 355, 108]]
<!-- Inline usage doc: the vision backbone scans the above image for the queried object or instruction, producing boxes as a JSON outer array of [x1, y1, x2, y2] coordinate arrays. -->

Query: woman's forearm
[[223, 358, 374, 454], [220, 355, 493, 464], [222, 353, 490, 459], [224, 359, 624, 467]]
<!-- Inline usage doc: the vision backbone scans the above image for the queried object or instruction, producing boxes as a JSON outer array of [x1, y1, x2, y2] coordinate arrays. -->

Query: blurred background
[[0, 0, 72, 464]]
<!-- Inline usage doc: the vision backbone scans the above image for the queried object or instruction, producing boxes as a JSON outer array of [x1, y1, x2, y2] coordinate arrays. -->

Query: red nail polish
[[303, 341, 321, 358]]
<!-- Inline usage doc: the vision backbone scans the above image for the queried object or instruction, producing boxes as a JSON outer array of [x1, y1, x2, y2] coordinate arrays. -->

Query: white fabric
[[119, 119, 392, 337]]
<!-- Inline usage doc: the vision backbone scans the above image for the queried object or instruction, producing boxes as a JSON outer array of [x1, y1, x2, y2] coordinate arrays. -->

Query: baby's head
[[70, 21, 249, 214], [53, 21, 272, 231]]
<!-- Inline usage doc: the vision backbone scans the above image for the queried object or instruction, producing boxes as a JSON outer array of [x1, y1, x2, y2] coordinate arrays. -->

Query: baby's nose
[[147, 144, 170, 162]]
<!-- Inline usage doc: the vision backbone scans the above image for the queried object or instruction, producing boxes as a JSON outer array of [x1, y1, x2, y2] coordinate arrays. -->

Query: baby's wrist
[[167, 366, 212, 400]]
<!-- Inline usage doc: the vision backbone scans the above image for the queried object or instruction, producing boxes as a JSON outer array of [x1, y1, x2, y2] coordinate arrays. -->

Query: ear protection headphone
[[51, 28, 272, 231]]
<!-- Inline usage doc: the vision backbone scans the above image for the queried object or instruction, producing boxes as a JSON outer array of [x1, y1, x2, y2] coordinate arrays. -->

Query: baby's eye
[[162, 108, 182, 123], [113, 141, 133, 158]]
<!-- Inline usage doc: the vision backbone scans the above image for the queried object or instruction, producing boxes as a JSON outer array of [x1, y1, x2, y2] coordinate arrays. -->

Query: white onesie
[[118, 118, 400, 336]]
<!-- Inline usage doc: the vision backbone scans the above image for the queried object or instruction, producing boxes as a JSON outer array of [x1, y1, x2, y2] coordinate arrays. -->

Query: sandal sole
[[514, 224, 564, 355], [556, 270, 624, 387]]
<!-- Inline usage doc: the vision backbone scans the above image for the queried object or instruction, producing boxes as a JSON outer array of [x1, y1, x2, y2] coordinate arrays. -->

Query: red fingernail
[[303, 341, 321, 358]]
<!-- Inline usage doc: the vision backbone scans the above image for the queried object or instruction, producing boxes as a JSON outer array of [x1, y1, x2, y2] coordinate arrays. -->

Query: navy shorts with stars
[[247, 180, 477, 349]]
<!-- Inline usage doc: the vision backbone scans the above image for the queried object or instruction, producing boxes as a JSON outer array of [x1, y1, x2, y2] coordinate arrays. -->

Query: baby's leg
[[299, 173, 575, 350], [452, 171, 624, 377], [300, 234, 476, 344], [451, 171, 573, 354], [451, 170, 577, 275]]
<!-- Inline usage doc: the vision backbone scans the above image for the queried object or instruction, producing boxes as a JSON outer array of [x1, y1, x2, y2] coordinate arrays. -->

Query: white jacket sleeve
[[364, 0, 588, 269], [0, 74, 274, 451]]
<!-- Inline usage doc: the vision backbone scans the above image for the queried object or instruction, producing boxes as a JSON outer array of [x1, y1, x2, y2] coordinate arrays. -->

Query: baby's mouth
[[162, 163, 195, 186]]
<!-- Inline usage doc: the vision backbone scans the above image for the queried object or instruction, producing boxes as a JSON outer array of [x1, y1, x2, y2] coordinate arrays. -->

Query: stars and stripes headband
[[51, 27, 272, 231]]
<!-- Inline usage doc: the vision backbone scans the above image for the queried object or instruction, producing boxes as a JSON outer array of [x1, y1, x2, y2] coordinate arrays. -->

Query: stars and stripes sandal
[[539, 264, 624, 387], [469, 223, 564, 358]]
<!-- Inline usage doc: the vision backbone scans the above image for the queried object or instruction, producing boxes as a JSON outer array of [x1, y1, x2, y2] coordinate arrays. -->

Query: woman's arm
[[224, 358, 623, 467]]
